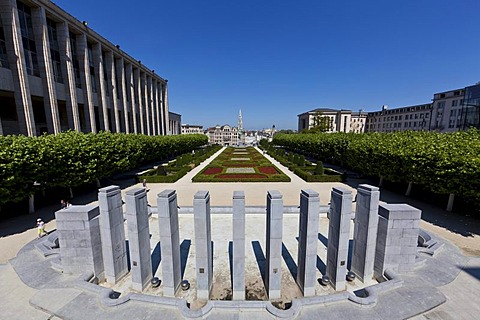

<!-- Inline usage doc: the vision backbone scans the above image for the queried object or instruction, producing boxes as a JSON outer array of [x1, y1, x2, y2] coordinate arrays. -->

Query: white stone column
[[142, 72, 150, 135], [105, 51, 119, 132], [125, 188, 152, 291], [297, 189, 320, 297], [134, 68, 144, 134], [326, 187, 352, 291], [98, 185, 128, 284], [163, 82, 169, 135], [76, 33, 96, 133], [232, 191, 246, 300], [115, 57, 128, 133], [157, 81, 164, 135], [154, 81, 161, 135], [265, 190, 283, 299], [57, 22, 80, 132], [31, 6, 60, 135], [93, 43, 107, 131], [157, 190, 182, 296], [126, 63, 137, 133], [0, 0, 35, 136], [351, 185, 380, 283], [194, 191, 213, 300], [150, 77, 157, 135]]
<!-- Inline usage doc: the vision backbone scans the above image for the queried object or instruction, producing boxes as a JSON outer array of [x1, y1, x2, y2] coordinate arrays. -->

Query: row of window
[[369, 113, 430, 123]]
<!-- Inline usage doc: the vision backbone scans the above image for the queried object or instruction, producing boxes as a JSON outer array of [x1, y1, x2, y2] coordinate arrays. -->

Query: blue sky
[[54, 0, 480, 130]]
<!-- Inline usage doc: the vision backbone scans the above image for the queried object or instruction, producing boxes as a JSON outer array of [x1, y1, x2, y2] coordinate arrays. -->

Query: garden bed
[[192, 147, 290, 182]]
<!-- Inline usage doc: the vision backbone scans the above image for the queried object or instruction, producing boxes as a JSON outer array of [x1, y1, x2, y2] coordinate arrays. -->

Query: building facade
[[366, 104, 432, 133], [430, 88, 465, 132], [168, 112, 181, 135], [0, 0, 170, 137], [181, 124, 203, 135], [206, 124, 241, 146], [460, 84, 480, 130], [298, 108, 365, 133]]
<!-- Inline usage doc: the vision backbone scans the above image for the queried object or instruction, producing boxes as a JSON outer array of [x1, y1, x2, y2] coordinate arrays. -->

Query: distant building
[[366, 104, 432, 133], [0, 0, 169, 136], [206, 124, 240, 146], [460, 84, 480, 130], [430, 88, 465, 132], [168, 112, 181, 135], [181, 124, 203, 134], [297, 108, 365, 133]]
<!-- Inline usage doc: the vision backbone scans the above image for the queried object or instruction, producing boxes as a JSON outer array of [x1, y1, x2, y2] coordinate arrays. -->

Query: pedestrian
[[66, 199, 72, 208], [142, 179, 147, 189], [36, 218, 47, 239], [60, 199, 67, 209]]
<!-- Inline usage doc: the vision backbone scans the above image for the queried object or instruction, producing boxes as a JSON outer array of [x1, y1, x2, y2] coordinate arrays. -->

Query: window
[[17, 1, 39, 76], [0, 15, 9, 69], [452, 100, 458, 107], [69, 33, 82, 88], [46, 19, 63, 83], [87, 43, 96, 93]]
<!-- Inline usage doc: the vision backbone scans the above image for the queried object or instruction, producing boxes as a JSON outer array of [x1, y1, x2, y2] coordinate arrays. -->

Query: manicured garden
[[192, 147, 290, 182], [139, 144, 222, 183], [259, 140, 345, 182]]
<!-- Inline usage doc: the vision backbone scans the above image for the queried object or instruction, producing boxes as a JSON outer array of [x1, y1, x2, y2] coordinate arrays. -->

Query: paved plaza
[[0, 147, 479, 319]]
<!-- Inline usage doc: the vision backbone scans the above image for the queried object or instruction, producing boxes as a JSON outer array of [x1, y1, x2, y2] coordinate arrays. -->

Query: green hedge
[[273, 129, 480, 201], [140, 144, 222, 183], [0, 131, 208, 205]]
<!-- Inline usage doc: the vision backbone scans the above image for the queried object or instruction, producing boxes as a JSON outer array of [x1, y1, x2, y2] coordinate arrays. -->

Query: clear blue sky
[[54, 0, 480, 130]]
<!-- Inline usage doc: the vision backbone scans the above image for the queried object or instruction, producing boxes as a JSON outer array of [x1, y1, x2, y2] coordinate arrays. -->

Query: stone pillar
[[57, 22, 80, 132], [194, 191, 213, 300], [92, 43, 107, 131], [157, 189, 181, 297], [163, 82, 169, 135], [142, 73, 150, 135], [125, 188, 152, 291], [232, 191, 246, 300], [76, 33, 95, 133], [31, 6, 60, 135], [326, 187, 352, 291], [135, 68, 144, 134], [0, 0, 36, 136], [55, 205, 104, 279], [126, 63, 137, 133], [157, 82, 164, 135], [297, 189, 320, 297], [98, 185, 128, 284], [154, 81, 161, 135], [116, 57, 128, 133], [148, 76, 156, 135], [265, 190, 283, 299], [374, 204, 421, 278], [105, 51, 119, 132], [351, 184, 380, 282]]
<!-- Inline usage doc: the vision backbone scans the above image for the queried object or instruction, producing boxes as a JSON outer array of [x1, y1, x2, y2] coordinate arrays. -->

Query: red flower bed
[[203, 167, 222, 175], [216, 174, 266, 179], [259, 166, 278, 174]]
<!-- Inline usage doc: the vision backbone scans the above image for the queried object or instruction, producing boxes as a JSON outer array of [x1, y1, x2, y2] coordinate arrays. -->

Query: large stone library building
[[0, 0, 169, 136]]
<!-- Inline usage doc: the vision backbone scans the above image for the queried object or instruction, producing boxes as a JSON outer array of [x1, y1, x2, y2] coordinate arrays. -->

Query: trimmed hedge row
[[0, 131, 208, 205], [259, 142, 345, 182], [139, 144, 222, 183], [272, 129, 480, 201]]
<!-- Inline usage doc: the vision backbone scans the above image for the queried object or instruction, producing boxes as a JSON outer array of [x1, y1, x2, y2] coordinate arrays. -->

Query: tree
[[302, 112, 333, 133]]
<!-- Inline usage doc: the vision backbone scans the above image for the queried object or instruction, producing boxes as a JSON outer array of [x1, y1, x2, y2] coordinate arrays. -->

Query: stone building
[[181, 124, 203, 135], [430, 88, 465, 132], [297, 108, 366, 133], [366, 104, 432, 133], [0, 0, 171, 136], [206, 124, 241, 146], [168, 112, 181, 135]]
